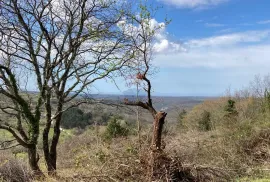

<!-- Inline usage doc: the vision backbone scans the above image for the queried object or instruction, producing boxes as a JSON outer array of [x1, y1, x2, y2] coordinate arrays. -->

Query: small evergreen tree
[[224, 99, 238, 117], [198, 110, 212, 131], [264, 89, 270, 112], [104, 115, 129, 139], [178, 109, 187, 126]]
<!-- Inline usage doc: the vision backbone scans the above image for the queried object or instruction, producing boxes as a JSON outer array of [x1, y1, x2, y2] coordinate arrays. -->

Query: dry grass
[[42, 126, 235, 181], [1, 97, 270, 181], [174, 97, 270, 180]]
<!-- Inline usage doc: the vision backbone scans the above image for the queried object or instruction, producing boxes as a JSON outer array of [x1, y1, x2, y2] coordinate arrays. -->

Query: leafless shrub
[[242, 129, 270, 163], [0, 159, 33, 182]]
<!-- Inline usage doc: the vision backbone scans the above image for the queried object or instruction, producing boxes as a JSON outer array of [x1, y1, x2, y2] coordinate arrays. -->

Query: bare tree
[[0, 35, 44, 175], [121, 3, 170, 179], [0, 0, 135, 175]]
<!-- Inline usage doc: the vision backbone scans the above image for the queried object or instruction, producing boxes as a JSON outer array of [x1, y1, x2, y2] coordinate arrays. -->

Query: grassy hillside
[[1, 95, 270, 181]]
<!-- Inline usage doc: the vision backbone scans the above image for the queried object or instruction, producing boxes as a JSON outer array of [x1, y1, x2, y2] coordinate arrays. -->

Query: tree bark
[[48, 125, 60, 175], [43, 126, 55, 173], [43, 92, 55, 173], [151, 111, 167, 151], [28, 146, 43, 176], [148, 111, 167, 180], [47, 111, 62, 175]]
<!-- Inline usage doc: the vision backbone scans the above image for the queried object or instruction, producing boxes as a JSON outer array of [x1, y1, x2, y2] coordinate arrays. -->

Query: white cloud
[[153, 29, 270, 71], [155, 45, 270, 68], [153, 29, 270, 55], [205, 23, 225, 27], [118, 15, 270, 72], [118, 17, 187, 54], [153, 40, 186, 53], [154, 39, 169, 52], [159, 0, 229, 9], [185, 30, 270, 48], [257, 20, 270, 24], [141, 18, 186, 53]]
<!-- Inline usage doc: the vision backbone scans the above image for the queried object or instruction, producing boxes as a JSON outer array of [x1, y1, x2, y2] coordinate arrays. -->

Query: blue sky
[[95, 0, 270, 96]]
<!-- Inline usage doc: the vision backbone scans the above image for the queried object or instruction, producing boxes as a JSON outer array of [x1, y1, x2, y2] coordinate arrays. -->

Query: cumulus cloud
[[185, 30, 270, 48], [158, 0, 229, 9], [153, 29, 270, 70], [140, 19, 186, 53], [118, 15, 191, 54], [155, 45, 270, 68], [118, 17, 185, 54], [118, 15, 270, 72], [153, 40, 186, 53], [154, 30, 270, 54], [153, 26, 270, 56]]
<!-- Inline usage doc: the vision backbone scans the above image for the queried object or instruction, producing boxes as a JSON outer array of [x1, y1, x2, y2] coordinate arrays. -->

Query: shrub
[[61, 107, 92, 129], [100, 112, 111, 124], [198, 110, 213, 131], [224, 99, 238, 117], [103, 115, 129, 139], [183, 98, 227, 130], [264, 89, 270, 112], [178, 109, 187, 126], [241, 129, 270, 163], [91, 107, 112, 125], [0, 159, 33, 182]]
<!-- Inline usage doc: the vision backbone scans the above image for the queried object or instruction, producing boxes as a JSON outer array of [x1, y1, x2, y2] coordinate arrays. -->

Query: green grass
[[0, 130, 13, 140], [15, 152, 28, 159]]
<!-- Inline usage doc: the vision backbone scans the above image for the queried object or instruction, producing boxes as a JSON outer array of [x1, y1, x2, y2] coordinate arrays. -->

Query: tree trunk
[[43, 126, 55, 173], [43, 92, 55, 173], [47, 112, 62, 175], [149, 111, 167, 180], [151, 111, 167, 151], [28, 146, 43, 176]]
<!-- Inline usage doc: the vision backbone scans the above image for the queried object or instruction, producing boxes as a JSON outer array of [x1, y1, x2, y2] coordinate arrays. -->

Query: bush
[[61, 107, 92, 129], [242, 129, 270, 163], [224, 99, 238, 117], [178, 109, 187, 126], [0, 159, 33, 182], [92, 111, 112, 125], [198, 110, 213, 131], [264, 89, 270, 112], [103, 115, 129, 139]]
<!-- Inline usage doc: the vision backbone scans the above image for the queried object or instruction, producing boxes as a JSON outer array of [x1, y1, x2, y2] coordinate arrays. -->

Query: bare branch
[[0, 144, 21, 150]]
